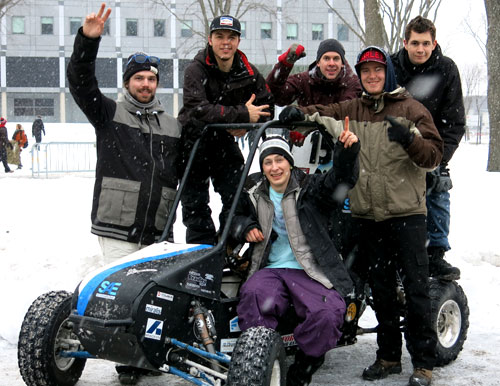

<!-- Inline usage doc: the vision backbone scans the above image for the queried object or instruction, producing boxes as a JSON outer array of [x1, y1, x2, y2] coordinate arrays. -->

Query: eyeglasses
[[127, 54, 160, 66]]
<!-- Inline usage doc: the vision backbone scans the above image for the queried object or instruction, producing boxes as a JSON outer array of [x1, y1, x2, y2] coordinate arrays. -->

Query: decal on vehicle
[[156, 291, 174, 301], [185, 270, 215, 295], [145, 304, 162, 315], [220, 338, 238, 353], [95, 281, 122, 300], [281, 333, 297, 347], [145, 319, 163, 341], [126, 268, 157, 276], [229, 316, 241, 332]]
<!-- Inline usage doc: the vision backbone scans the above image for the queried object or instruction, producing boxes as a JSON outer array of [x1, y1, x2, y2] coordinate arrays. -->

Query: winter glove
[[7, 142, 13, 150], [434, 165, 453, 192], [278, 44, 306, 67], [385, 115, 414, 149], [279, 106, 305, 124], [289, 130, 306, 146]]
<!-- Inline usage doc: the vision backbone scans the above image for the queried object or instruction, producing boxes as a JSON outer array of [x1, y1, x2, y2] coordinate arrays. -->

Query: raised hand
[[278, 44, 306, 67], [339, 116, 358, 148], [82, 3, 111, 39], [245, 94, 271, 123]]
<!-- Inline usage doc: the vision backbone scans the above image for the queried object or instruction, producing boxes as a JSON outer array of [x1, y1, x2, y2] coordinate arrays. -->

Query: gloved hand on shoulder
[[289, 131, 306, 146], [279, 106, 305, 124], [385, 115, 414, 149], [278, 44, 306, 67]]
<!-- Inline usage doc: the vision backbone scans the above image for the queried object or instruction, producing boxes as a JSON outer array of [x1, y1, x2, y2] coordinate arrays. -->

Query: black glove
[[279, 106, 305, 124], [7, 142, 13, 150], [385, 115, 414, 149], [434, 165, 453, 192], [278, 43, 306, 67]]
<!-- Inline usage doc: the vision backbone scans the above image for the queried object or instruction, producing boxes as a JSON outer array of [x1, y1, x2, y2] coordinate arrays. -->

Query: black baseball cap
[[210, 15, 241, 35]]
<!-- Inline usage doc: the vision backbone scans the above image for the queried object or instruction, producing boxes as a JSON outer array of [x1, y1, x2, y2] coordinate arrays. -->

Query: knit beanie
[[259, 136, 294, 169], [316, 39, 346, 64], [123, 52, 159, 83]]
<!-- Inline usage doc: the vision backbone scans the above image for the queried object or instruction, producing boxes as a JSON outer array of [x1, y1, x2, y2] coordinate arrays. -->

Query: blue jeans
[[426, 190, 451, 251]]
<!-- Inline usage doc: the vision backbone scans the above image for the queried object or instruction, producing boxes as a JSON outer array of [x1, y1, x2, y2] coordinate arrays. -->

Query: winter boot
[[428, 247, 460, 280], [362, 358, 402, 381], [286, 350, 325, 386], [409, 368, 432, 386]]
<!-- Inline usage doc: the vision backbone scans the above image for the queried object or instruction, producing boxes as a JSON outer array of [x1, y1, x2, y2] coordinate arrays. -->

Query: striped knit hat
[[259, 136, 294, 168]]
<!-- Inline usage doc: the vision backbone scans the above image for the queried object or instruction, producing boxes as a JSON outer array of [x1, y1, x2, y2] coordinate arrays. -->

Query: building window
[[41, 17, 54, 35], [181, 20, 193, 38], [126, 19, 138, 36], [70, 17, 82, 35], [337, 24, 349, 41], [103, 20, 110, 36], [312, 23, 323, 40], [154, 19, 166, 37], [240, 21, 246, 38], [286, 23, 298, 40], [12, 16, 25, 34], [14, 98, 54, 117], [261, 22, 272, 39]]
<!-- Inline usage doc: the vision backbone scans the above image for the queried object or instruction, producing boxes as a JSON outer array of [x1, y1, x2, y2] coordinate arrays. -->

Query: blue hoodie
[[354, 46, 398, 94]]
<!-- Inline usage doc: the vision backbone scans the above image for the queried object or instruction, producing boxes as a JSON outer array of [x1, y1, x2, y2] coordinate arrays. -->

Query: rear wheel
[[430, 280, 469, 366], [18, 290, 86, 386], [227, 326, 286, 386]]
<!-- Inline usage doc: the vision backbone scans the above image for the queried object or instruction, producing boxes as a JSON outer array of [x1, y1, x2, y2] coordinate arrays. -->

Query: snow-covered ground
[[1, 124, 499, 385]]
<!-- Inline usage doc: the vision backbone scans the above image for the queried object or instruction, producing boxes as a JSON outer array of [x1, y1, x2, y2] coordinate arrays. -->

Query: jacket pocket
[[97, 177, 141, 227], [155, 187, 177, 231]]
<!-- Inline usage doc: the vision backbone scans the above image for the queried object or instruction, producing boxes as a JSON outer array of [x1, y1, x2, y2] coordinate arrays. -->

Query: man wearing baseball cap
[[178, 14, 274, 246], [67, 5, 181, 382], [230, 132, 359, 386]]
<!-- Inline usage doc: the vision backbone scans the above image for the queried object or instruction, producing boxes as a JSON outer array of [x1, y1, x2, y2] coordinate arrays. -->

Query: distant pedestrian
[[32, 115, 45, 144], [12, 123, 28, 169], [0, 117, 14, 173]]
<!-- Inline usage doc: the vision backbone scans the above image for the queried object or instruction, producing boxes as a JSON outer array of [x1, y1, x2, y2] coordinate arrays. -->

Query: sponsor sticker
[[145, 304, 162, 315], [185, 270, 214, 295], [156, 291, 174, 301], [220, 338, 238, 353], [220, 16, 234, 26], [95, 281, 122, 300], [281, 333, 297, 347], [145, 318, 163, 341], [229, 316, 241, 332]]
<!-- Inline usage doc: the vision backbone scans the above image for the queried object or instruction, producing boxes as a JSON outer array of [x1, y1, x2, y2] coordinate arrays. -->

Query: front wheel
[[227, 326, 286, 386], [18, 290, 86, 386], [430, 279, 469, 366]]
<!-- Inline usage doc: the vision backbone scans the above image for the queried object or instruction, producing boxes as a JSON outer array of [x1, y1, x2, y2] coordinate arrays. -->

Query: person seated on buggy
[[230, 131, 360, 386]]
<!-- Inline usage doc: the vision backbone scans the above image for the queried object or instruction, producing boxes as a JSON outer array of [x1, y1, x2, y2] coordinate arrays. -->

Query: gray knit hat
[[259, 136, 294, 168]]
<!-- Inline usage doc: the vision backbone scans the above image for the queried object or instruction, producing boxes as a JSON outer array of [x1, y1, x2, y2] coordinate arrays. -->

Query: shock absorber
[[191, 300, 220, 371]]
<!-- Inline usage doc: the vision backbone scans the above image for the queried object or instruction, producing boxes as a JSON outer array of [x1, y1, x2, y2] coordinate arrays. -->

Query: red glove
[[289, 131, 306, 147], [278, 44, 306, 67]]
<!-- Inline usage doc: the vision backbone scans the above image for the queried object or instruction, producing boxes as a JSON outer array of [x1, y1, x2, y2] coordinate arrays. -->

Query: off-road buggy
[[18, 121, 469, 386]]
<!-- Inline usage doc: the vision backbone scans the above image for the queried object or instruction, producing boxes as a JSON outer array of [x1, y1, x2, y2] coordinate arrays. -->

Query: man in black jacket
[[178, 15, 274, 245], [32, 115, 45, 144], [391, 16, 465, 280]]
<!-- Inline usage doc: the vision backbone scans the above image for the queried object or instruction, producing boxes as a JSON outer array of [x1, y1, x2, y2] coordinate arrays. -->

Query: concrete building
[[0, 0, 361, 123]]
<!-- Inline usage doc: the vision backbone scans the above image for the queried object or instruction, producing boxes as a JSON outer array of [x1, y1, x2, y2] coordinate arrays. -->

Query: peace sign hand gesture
[[83, 3, 112, 39]]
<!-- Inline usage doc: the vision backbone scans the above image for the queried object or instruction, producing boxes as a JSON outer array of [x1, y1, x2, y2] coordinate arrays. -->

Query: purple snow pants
[[237, 268, 346, 357]]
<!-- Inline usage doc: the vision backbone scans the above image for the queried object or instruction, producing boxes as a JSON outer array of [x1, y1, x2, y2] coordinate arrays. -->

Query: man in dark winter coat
[[0, 118, 13, 173], [231, 133, 359, 386], [31, 115, 45, 144], [391, 16, 465, 280], [178, 14, 274, 245], [67, 4, 181, 385]]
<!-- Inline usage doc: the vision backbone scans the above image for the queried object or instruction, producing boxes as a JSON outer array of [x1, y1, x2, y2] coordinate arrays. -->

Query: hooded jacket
[[391, 45, 465, 164], [178, 45, 274, 143], [300, 47, 443, 222], [230, 141, 359, 297], [67, 28, 181, 245], [266, 58, 362, 107]]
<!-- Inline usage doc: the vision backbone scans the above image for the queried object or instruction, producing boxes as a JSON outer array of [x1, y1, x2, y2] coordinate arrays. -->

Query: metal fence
[[31, 142, 97, 178]]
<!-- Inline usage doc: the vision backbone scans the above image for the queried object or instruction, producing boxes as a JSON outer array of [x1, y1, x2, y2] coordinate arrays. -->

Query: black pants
[[1, 147, 10, 172], [356, 215, 437, 370], [180, 131, 244, 245]]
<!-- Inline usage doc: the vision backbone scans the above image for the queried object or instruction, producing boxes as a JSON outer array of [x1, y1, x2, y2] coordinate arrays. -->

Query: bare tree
[[461, 64, 485, 142], [323, 0, 442, 52], [0, 0, 24, 19], [152, 0, 276, 54], [484, 0, 500, 171]]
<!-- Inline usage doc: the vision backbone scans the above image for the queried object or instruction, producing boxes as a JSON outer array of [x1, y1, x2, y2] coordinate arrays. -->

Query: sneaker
[[409, 368, 432, 386], [286, 350, 325, 386], [428, 247, 460, 280], [362, 358, 402, 381]]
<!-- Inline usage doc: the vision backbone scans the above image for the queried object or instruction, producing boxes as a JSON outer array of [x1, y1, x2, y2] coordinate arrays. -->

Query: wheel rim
[[436, 299, 462, 348], [53, 319, 80, 371], [269, 359, 281, 386]]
